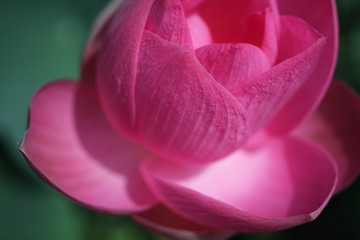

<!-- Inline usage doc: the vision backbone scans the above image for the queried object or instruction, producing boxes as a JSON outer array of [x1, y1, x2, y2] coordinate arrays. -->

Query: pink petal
[[196, 43, 270, 91], [133, 206, 233, 240], [195, 0, 279, 44], [135, 221, 230, 240], [233, 16, 326, 133], [145, 0, 194, 52], [133, 204, 220, 232], [246, 9, 279, 64], [186, 13, 212, 49], [294, 80, 360, 193], [141, 136, 337, 232], [135, 31, 247, 164], [267, 0, 338, 134], [96, 0, 155, 138], [180, 0, 206, 13], [275, 16, 326, 63], [20, 80, 157, 213]]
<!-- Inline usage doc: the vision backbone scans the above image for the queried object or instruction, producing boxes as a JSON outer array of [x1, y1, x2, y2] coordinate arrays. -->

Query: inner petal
[[187, 13, 212, 49], [196, 43, 270, 91], [194, 0, 277, 44]]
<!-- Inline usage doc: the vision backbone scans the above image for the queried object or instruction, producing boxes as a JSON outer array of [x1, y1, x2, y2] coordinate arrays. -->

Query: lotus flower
[[20, 0, 360, 239]]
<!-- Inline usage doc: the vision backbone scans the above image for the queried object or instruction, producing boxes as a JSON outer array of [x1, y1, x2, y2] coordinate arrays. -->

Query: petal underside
[[141, 136, 337, 232], [295, 80, 360, 192], [20, 80, 157, 213], [133, 205, 233, 240]]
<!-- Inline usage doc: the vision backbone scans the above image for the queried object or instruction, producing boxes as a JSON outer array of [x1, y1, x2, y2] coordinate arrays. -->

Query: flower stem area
[[0, 0, 359, 239]]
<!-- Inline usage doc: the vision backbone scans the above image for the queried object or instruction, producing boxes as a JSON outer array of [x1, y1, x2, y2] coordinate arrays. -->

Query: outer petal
[[267, 0, 338, 134], [135, 31, 247, 164], [133, 206, 233, 240], [20, 80, 157, 213], [133, 204, 220, 232], [294, 80, 360, 192], [96, 0, 155, 137], [233, 16, 326, 133], [141, 136, 337, 232], [97, 0, 198, 140]]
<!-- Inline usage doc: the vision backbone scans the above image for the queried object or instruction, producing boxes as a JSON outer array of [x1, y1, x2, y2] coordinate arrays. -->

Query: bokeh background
[[1, 0, 359, 239]]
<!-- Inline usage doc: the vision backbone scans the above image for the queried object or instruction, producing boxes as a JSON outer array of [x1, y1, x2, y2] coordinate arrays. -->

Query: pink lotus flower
[[20, 0, 360, 239]]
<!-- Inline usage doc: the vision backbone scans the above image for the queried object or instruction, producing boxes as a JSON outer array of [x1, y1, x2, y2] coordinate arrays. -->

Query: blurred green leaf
[[0, 176, 87, 240]]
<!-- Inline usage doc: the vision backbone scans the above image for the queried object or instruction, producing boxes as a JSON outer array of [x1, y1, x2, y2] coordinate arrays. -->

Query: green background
[[0, 0, 359, 239]]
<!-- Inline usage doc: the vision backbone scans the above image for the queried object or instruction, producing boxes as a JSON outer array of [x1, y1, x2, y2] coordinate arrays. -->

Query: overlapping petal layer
[[133, 205, 233, 240], [95, 0, 327, 164], [295, 80, 360, 192], [146, 0, 194, 51], [20, 0, 358, 237], [134, 204, 219, 232], [20, 80, 156, 213], [267, 0, 338, 134], [195, 0, 278, 45], [96, 0, 155, 136], [141, 136, 337, 232], [245, 9, 279, 64], [136, 31, 247, 164], [233, 16, 325, 133], [180, 0, 206, 13], [186, 13, 212, 49], [196, 43, 270, 91]]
